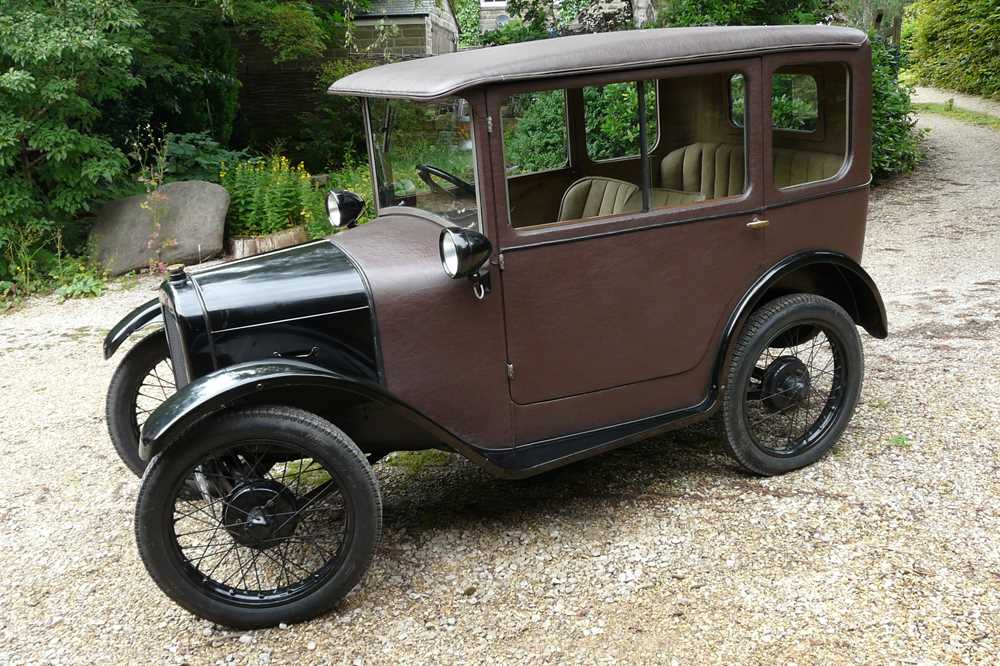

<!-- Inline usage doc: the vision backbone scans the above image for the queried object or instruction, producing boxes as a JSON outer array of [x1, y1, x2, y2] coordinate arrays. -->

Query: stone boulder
[[89, 180, 229, 276]]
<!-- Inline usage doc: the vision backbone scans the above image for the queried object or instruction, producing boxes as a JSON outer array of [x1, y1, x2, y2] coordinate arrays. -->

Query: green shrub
[[0, 0, 138, 291], [480, 20, 548, 46], [165, 132, 248, 183], [455, 0, 482, 47], [654, 0, 829, 27], [291, 58, 375, 172], [871, 36, 923, 181], [906, 0, 1000, 100], [220, 155, 327, 238]]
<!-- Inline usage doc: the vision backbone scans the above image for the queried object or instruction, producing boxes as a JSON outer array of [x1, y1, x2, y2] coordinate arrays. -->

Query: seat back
[[659, 142, 745, 199], [772, 148, 843, 188], [557, 177, 639, 221]]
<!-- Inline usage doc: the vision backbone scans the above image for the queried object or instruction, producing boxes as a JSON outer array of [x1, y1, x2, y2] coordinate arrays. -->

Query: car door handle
[[746, 216, 769, 230]]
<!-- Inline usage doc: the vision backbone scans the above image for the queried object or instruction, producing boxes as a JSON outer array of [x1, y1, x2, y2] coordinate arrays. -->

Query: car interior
[[501, 62, 850, 228]]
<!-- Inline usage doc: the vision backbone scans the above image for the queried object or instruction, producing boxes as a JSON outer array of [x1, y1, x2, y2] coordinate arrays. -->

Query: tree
[[0, 0, 139, 284]]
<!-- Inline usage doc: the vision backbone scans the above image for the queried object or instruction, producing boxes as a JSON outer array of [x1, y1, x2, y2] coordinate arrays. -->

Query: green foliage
[[0, 0, 138, 289], [96, 1, 241, 146], [654, 0, 830, 27], [165, 132, 248, 183], [870, 36, 923, 181], [905, 0, 1000, 99], [503, 91, 569, 173], [291, 59, 374, 172], [504, 0, 554, 33], [480, 20, 549, 46], [455, 0, 482, 47], [584, 83, 657, 161], [220, 155, 327, 238], [51, 257, 106, 300]]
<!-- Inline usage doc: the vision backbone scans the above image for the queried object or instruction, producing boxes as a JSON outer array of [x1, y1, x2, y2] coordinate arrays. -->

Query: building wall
[[428, 4, 459, 53], [479, 0, 508, 33], [352, 18, 429, 58]]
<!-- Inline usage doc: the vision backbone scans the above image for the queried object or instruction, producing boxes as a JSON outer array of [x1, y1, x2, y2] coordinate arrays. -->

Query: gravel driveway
[[2, 112, 999, 665]]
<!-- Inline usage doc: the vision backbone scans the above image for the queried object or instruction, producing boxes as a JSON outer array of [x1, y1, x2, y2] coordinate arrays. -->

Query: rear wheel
[[106, 330, 174, 476], [135, 406, 381, 629], [721, 294, 863, 476]]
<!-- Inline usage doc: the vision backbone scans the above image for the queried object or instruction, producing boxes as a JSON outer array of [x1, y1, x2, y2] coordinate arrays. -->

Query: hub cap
[[223, 480, 299, 549]]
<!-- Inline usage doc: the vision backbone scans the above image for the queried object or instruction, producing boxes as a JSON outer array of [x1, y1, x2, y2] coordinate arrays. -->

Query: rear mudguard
[[104, 297, 162, 359]]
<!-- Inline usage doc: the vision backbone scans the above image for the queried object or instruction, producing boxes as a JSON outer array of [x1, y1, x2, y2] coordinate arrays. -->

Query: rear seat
[[660, 142, 843, 196]]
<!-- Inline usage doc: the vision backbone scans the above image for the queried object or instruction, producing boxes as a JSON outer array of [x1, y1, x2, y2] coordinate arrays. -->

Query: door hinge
[[487, 115, 494, 133], [498, 252, 505, 270], [506, 362, 514, 380]]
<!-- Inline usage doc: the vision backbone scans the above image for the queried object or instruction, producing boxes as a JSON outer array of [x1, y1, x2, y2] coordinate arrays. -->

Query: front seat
[[557, 177, 639, 221]]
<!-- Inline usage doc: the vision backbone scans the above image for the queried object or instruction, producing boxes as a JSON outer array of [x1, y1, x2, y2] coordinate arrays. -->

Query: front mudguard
[[138, 359, 461, 463], [104, 297, 163, 359]]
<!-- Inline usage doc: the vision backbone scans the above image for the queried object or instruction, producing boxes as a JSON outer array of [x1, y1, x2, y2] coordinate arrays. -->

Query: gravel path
[[2, 112, 999, 665], [913, 86, 1000, 118]]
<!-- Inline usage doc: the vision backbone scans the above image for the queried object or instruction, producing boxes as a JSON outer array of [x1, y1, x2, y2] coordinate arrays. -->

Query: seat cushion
[[773, 148, 843, 188], [660, 142, 745, 199], [622, 187, 706, 212], [557, 177, 639, 221]]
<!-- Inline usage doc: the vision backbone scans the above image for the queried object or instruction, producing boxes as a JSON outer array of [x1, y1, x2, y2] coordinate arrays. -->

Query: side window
[[583, 82, 657, 162], [654, 71, 747, 210], [501, 90, 568, 176], [771, 64, 848, 189], [729, 72, 821, 132]]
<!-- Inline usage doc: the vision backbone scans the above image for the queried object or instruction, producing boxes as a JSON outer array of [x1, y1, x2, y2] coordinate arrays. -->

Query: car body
[[109, 24, 885, 476], [107, 25, 887, 627]]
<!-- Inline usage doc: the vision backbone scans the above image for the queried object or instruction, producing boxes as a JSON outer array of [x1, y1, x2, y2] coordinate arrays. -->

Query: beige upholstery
[[660, 142, 845, 196], [773, 148, 843, 188], [623, 187, 706, 212], [660, 142, 746, 199], [557, 177, 639, 221]]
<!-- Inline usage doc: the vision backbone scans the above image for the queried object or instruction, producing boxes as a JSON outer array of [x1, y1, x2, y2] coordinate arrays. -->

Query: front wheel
[[721, 294, 864, 476], [106, 330, 174, 476], [135, 406, 382, 628]]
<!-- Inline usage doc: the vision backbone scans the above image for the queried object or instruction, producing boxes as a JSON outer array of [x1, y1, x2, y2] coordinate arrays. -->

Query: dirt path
[[2, 112, 999, 664], [914, 85, 1000, 118]]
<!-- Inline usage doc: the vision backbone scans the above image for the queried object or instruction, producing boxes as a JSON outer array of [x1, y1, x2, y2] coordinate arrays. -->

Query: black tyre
[[721, 294, 863, 476], [106, 330, 174, 476], [135, 406, 382, 629]]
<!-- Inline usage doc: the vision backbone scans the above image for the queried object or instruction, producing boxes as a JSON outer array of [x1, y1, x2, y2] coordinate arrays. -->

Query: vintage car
[[104, 25, 887, 628]]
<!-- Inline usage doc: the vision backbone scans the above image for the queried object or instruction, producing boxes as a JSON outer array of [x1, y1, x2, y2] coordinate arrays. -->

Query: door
[[487, 60, 766, 441]]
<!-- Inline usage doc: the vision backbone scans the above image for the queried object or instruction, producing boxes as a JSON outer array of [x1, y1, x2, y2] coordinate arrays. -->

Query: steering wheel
[[416, 164, 475, 198]]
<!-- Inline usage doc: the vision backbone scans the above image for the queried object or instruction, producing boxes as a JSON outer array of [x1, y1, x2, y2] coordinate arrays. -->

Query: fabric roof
[[328, 25, 867, 100]]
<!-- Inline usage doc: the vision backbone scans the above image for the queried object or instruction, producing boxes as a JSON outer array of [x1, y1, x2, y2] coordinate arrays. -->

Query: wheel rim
[[168, 441, 351, 607], [131, 354, 175, 435], [742, 321, 848, 458]]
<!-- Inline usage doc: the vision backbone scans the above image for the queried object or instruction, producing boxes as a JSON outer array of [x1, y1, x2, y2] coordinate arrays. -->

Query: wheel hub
[[223, 479, 299, 550], [761, 355, 811, 412]]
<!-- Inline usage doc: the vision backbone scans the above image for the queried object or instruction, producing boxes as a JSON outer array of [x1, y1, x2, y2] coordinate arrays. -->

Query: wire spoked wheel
[[107, 330, 175, 476], [136, 406, 382, 628], [722, 294, 863, 476], [744, 324, 845, 457], [172, 444, 349, 606]]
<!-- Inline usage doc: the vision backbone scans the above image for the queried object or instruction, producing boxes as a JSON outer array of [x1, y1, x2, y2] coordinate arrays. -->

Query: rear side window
[[729, 73, 820, 132], [583, 81, 658, 162], [771, 73, 818, 132]]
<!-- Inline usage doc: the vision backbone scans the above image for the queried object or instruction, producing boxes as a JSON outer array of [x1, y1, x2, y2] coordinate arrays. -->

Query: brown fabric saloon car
[[105, 26, 887, 628]]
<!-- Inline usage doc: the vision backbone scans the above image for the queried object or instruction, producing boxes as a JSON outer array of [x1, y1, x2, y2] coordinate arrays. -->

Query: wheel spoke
[[168, 440, 348, 604]]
